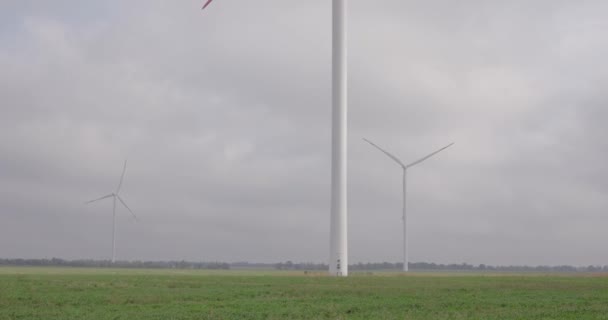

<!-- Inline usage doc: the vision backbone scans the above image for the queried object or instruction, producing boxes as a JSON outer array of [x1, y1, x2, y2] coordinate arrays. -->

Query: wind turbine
[[363, 138, 453, 272], [202, 0, 349, 276], [85, 160, 137, 263]]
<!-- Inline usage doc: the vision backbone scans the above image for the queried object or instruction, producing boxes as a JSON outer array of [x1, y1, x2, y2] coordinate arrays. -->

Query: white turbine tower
[[85, 160, 137, 263], [202, 0, 349, 276], [363, 138, 453, 272]]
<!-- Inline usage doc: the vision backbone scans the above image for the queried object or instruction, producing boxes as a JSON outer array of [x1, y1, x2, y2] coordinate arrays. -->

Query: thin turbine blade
[[202, 0, 214, 10], [115, 160, 127, 194], [85, 193, 114, 204], [117, 195, 137, 221], [405, 142, 454, 168], [362, 138, 405, 168]]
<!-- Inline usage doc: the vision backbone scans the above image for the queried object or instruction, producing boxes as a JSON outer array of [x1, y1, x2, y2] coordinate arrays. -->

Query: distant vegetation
[[275, 261, 608, 272], [0, 258, 229, 270], [349, 261, 608, 273], [1, 258, 607, 272]]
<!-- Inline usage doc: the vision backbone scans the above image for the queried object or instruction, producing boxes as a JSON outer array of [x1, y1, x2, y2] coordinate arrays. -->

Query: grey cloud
[[1, 0, 607, 266]]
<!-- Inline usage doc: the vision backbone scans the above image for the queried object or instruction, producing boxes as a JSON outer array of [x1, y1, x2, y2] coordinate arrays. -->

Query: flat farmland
[[1, 267, 607, 319]]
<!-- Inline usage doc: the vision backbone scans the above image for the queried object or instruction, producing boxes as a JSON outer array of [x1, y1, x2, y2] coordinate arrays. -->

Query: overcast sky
[[1, 0, 607, 266]]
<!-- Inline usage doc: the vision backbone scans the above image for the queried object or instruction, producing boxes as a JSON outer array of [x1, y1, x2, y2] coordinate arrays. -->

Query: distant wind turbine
[[85, 160, 137, 263], [363, 138, 453, 272]]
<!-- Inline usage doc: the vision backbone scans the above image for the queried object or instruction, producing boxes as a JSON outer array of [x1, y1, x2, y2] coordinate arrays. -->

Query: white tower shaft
[[402, 170, 408, 272], [329, 0, 348, 277], [112, 195, 117, 263]]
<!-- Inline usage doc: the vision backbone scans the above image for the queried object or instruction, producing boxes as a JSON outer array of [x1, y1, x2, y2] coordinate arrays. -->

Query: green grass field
[[1, 267, 607, 319]]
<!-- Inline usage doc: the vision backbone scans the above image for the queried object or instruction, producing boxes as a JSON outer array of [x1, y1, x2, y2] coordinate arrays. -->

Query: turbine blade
[[117, 195, 137, 221], [363, 138, 405, 168], [85, 193, 114, 204], [202, 0, 214, 10], [405, 142, 454, 168], [115, 160, 127, 194]]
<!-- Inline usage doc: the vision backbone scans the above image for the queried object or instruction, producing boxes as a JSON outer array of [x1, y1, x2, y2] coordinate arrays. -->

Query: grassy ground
[[1, 267, 607, 319]]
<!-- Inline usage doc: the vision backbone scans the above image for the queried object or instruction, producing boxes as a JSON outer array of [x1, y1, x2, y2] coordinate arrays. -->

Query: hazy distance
[[1, 0, 607, 266]]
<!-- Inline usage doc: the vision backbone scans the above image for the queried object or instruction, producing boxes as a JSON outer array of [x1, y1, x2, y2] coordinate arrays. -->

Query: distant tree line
[[275, 261, 608, 273], [1, 258, 607, 272], [0, 258, 229, 270], [274, 261, 327, 270]]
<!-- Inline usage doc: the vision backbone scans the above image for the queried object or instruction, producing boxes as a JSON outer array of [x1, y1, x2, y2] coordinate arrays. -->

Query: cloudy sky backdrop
[[1, 0, 607, 266]]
